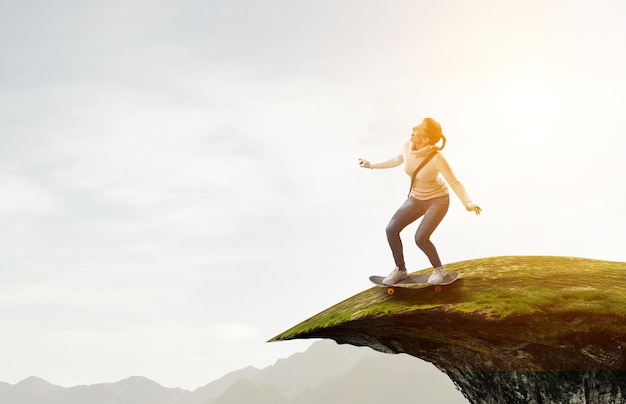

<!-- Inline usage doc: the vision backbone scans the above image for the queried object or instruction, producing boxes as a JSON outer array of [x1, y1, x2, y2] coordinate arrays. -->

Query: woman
[[359, 117, 481, 285]]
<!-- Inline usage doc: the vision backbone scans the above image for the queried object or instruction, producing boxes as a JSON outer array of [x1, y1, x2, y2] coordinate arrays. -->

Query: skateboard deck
[[369, 272, 459, 295]]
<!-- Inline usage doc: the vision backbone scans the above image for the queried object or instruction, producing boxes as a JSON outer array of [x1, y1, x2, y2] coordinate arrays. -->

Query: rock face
[[448, 371, 626, 404], [270, 256, 626, 403]]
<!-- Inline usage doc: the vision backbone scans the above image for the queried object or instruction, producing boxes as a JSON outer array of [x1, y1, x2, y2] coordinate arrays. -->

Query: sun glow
[[481, 66, 561, 129]]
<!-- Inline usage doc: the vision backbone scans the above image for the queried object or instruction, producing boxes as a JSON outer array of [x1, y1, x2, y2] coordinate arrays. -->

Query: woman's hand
[[358, 158, 371, 168], [466, 204, 482, 215]]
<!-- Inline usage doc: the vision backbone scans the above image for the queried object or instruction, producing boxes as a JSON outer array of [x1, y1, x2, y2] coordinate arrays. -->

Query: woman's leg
[[385, 198, 425, 271], [414, 195, 449, 268]]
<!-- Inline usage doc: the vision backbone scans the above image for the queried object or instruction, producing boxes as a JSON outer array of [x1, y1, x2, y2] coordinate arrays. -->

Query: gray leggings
[[385, 195, 449, 270]]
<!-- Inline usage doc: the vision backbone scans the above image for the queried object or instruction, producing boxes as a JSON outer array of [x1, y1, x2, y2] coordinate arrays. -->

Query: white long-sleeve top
[[370, 142, 473, 207]]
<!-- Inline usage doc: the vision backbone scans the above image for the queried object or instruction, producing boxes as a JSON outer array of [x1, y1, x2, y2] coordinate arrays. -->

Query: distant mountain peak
[[15, 376, 62, 394]]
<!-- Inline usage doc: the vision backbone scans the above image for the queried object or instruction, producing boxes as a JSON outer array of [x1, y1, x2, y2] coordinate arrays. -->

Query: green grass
[[270, 256, 626, 341], [450, 256, 626, 317]]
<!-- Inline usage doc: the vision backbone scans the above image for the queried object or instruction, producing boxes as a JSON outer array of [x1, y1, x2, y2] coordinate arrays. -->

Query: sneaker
[[427, 266, 446, 285], [383, 267, 408, 285]]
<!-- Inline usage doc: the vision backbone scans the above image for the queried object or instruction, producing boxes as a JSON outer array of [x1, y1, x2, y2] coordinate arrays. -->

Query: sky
[[1, 0, 626, 391]]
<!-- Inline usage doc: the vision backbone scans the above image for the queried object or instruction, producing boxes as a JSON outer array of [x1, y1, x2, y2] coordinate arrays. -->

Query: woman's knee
[[386, 221, 400, 237], [415, 235, 430, 249]]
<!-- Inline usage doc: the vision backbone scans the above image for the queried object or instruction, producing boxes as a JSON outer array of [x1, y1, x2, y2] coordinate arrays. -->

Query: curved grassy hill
[[271, 256, 626, 371], [271, 256, 626, 403]]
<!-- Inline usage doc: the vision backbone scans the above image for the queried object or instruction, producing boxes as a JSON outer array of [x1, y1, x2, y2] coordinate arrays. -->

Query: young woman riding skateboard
[[359, 117, 481, 285]]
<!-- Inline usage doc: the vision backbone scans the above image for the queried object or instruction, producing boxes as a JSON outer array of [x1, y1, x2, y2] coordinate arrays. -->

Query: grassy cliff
[[270, 256, 626, 372]]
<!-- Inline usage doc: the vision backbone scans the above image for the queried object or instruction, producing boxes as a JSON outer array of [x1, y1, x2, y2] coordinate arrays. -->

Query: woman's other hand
[[466, 204, 482, 215]]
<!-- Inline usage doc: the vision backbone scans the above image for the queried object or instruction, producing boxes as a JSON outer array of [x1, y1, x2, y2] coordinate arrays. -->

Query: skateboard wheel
[[434, 285, 442, 293], [387, 287, 395, 295]]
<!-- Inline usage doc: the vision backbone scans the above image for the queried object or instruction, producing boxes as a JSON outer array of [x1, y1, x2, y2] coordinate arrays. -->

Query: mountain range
[[1, 340, 468, 403]]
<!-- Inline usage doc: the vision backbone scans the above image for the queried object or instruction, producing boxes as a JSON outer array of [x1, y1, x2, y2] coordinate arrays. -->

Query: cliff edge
[[270, 256, 626, 403]]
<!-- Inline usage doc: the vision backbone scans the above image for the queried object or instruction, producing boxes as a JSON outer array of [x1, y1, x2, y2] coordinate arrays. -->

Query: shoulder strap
[[408, 151, 438, 197]]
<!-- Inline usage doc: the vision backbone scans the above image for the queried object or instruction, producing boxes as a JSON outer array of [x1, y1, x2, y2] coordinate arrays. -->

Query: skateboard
[[369, 272, 459, 295]]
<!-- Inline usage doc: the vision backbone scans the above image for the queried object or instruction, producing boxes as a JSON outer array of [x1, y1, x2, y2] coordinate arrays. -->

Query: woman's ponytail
[[435, 134, 446, 150]]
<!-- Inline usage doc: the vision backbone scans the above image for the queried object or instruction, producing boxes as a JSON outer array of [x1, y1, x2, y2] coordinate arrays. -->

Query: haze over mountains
[[1, 340, 468, 403]]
